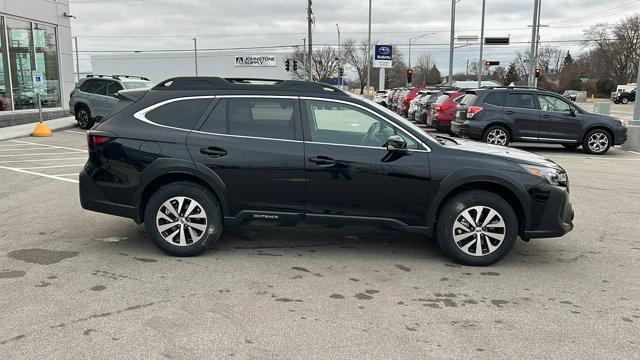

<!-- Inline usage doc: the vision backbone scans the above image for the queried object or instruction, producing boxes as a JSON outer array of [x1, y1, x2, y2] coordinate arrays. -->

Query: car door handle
[[309, 156, 336, 167], [542, 114, 551, 118], [200, 147, 227, 157], [504, 110, 514, 114]]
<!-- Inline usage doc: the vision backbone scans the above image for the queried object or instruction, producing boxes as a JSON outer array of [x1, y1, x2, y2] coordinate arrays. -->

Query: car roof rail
[[152, 77, 347, 95], [479, 85, 541, 90], [85, 74, 151, 81]]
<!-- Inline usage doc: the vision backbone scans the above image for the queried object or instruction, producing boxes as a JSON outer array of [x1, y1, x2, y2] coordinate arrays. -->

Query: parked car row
[[378, 85, 628, 155]]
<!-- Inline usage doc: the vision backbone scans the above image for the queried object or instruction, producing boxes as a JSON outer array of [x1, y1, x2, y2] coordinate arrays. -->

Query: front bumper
[[613, 126, 628, 145], [523, 185, 574, 239]]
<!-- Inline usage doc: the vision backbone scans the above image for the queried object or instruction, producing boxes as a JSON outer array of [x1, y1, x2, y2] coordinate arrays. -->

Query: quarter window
[[228, 98, 295, 140], [306, 100, 417, 149], [504, 93, 535, 109], [146, 98, 211, 130]]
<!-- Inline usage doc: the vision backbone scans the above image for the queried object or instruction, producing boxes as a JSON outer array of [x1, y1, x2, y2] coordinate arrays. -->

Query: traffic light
[[285, 59, 290, 72], [293, 59, 298, 71], [485, 61, 500, 67], [338, 67, 344, 77], [534, 68, 541, 78], [407, 69, 413, 84]]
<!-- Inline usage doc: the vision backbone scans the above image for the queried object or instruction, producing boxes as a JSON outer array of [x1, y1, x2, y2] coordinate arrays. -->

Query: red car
[[399, 87, 425, 117], [426, 91, 464, 133]]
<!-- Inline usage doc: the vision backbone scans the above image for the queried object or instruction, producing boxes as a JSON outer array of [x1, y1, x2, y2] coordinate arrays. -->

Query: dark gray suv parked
[[451, 87, 628, 155], [70, 75, 152, 129]]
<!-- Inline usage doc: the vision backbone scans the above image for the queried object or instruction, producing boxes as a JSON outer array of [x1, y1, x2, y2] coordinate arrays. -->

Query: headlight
[[519, 164, 568, 186]]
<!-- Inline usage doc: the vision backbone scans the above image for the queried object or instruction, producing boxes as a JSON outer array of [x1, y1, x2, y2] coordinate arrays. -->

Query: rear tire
[[75, 106, 94, 130], [482, 125, 510, 146], [436, 190, 518, 266], [144, 181, 223, 256], [582, 129, 611, 155]]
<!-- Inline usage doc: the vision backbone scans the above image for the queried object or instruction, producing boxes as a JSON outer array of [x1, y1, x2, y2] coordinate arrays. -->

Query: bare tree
[[290, 46, 339, 82], [414, 54, 435, 85], [585, 14, 640, 84], [343, 39, 373, 92]]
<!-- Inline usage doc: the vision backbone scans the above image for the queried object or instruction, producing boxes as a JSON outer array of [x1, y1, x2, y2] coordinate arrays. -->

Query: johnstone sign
[[373, 45, 393, 68], [234, 56, 277, 67]]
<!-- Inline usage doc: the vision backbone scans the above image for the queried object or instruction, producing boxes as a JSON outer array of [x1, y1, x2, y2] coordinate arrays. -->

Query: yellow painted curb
[[31, 122, 52, 137]]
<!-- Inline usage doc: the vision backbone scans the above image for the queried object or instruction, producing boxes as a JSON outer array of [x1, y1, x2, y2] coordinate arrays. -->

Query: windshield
[[359, 97, 440, 147], [123, 81, 152, 89]]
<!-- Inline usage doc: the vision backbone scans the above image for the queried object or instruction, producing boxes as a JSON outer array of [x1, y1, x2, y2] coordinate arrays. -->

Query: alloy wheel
[[587, 132, 609, 153], [155, 196, 208, 246], [77, 110, 89, 128], [452, 206, 506, 257], [486, 129, 508, 146]]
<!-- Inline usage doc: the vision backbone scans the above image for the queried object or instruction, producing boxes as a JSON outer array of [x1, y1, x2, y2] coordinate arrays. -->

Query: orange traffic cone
[[32, 122, 52, 137]]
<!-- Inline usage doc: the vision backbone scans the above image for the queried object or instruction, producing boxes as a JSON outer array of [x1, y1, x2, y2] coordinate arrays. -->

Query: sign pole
[[478, 0, 486, 89], [193, 37, 198, 77], [379, 67, 385, 91], [366, 0, 372, 94], [448, 0, 456, 86]]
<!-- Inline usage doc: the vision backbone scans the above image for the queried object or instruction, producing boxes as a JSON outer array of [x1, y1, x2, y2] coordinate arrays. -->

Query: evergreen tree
[[427, 64, 442, 85], [504, 63, 519, 85], [562, 51, 573, 69]]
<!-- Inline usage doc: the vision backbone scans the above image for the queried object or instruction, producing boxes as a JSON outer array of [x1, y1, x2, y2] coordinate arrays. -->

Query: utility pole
[[193, 37, 198, 77], [366, 0, 372, 95], [336, 23, 341, 88], [448, 0, 456, 86], [74, 37, 80, 81], [478, 0, 486, 88], [533, 0, 542, 87], [302, 38, 306, 80], [307, 0, 313, 82], [466, 59, 469, 77], [528, 0, 539, 86]]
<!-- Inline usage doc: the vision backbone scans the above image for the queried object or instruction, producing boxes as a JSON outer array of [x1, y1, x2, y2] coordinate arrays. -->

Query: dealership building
[[91, 52, 293, 84], [0, 0, 74, 127]]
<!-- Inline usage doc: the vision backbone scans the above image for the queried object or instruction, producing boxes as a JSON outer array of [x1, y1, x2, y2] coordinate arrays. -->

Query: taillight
[[439, 104, 452, 112], [87, 133, 116, 149], [467, 106, 483, 118]]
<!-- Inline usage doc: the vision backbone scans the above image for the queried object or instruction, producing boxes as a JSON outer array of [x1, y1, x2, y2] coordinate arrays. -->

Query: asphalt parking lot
[[0, 127, 639, 359]]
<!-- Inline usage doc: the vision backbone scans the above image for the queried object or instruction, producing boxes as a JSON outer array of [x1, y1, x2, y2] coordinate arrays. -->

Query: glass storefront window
[[34, 23, 61, 108], [0, 18, 12, 111], [6, 18, 34, 110]]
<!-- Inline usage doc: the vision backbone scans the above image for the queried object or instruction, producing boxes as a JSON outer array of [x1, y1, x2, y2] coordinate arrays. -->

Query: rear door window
[[228, 98, 295, 140], [146, 98, 211, 130], [87, 79, 108, 95], [504, 93, 536, 109]]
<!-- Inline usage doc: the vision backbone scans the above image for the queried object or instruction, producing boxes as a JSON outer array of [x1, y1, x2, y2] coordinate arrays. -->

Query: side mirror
[[564, 108, 576, 117], [386, 135, 407, 152]]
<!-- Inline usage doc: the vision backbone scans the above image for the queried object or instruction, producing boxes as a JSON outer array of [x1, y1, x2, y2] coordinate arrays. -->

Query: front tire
[[436, 190, 518, 266], [621, 97, 629, 105], [582, 129, 611, 155], [144, 181, 223, 256], [482, 125, 510, 146], [75, 106, 94, 130]]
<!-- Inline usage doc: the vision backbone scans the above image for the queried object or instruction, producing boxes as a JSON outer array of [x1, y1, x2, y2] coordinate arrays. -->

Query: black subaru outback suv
[[451, 87, 628, 155], [80, 77, 574, 266]]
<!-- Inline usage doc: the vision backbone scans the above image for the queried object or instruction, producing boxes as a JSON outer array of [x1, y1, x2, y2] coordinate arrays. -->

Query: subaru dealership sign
[[234, 55, 277, 67], [373, 45, 393, 68]]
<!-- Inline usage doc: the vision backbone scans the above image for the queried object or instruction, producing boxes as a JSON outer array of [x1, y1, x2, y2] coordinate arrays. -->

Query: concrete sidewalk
[[0, 116, 77, 141]]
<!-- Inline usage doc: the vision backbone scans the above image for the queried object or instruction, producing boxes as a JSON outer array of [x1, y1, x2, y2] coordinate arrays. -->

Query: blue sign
[[375, 45, 393, 61]]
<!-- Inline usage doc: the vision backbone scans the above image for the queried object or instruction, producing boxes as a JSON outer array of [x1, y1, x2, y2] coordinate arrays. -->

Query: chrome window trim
[[300, 96, 432, 152]]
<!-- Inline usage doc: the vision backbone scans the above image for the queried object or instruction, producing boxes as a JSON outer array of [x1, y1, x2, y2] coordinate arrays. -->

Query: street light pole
[[336, 23, 341, 88], [74, 37, 80, 81], [307, 0, 313, 82], [193, 37, 198, 77], [448, 0, 456, 86], [478, 0, 486, 88], [366, 0, 372, 95], [528, 0, 540, 86]]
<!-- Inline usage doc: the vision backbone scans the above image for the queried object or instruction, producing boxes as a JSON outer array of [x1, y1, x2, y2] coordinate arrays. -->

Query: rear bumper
[[523, 186, 574, 239], [79, 169, 139, 222], [450, 120, 483, 140]]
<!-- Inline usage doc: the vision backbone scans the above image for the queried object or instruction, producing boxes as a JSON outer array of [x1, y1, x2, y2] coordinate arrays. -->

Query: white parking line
[[64, 130, 87, 135], [0, 143, 34, 147], [0, 147, 54, 152], [17, 164, 86, 170], [55, 173, 80, 177], [0, 151, 82, 158], [0, 157, 87, 164], [9, 140, 87, 153], [0, 165, 79, 183], [629, 151, 640, 156]]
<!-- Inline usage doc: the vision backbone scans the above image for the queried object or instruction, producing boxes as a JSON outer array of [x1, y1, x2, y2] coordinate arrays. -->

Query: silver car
[[70, 75, 152, 129]]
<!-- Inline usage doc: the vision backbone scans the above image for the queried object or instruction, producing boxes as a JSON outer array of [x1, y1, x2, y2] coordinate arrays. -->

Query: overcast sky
[[69, 0, 638, 75]]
